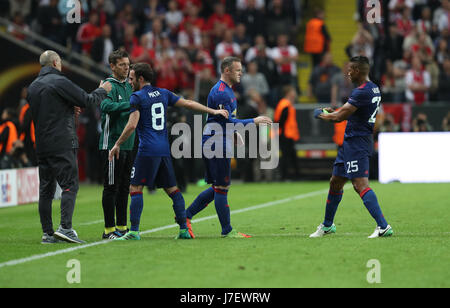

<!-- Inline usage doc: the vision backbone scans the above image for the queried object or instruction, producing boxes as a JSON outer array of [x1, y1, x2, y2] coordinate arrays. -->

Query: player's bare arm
[[175, 98, 229, 118], [315, 103, 357, 123], [109, 110, 140, 161]]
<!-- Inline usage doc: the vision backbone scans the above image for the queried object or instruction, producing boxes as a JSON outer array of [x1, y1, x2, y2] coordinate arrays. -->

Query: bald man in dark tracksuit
[[27, 50, 112, 244]]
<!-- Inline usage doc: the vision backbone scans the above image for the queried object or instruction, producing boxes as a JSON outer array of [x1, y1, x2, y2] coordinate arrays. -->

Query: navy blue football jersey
[[346, 81, 381, 138], [203, 80, 253, 137], [129, 85, 180, 156]]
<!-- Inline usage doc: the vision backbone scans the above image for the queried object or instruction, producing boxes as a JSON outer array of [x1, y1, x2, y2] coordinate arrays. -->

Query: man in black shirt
[[27, 50, 112, 244]]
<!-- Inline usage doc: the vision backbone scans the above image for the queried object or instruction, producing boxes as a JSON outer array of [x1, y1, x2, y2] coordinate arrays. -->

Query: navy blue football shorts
[[332, 135, 373, 179], [203, 157, 231, 187], [130, 156, 177, 189]]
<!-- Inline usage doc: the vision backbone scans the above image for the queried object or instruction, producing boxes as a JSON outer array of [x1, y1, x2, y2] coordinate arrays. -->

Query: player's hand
[[214, 109, 229, 119], [99, 80, 112, 93], [254, 116, 273, 125], [314, 108, 324, 119], [74, 106, 82, 116], [109, 144, 120, 161], [324, 107, 334, 113]]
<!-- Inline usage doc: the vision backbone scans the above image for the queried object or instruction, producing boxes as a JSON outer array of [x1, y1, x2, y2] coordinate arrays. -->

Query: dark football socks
[[360, 188, 388, 229], [129, 192, 144, 232], [323, 189, 344, 227], [169, 189, 187, 229], [186, 186, 215, 219], [213, 187, 232, 235]]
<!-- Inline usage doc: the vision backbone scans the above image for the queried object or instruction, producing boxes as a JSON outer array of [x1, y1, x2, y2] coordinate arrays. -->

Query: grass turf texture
[[0, 181, 449, 288]]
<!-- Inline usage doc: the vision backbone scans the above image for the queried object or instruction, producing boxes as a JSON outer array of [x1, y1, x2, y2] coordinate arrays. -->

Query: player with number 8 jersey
[[109, 63, 228, 240]]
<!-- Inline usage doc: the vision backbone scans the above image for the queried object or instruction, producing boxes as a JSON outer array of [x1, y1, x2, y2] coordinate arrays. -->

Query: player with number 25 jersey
[[310, 56, 392, 239], [334, 80, 381, 179]]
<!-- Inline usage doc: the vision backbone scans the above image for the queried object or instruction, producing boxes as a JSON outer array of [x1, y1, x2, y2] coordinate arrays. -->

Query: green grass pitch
[[0, 181, 449, 288]]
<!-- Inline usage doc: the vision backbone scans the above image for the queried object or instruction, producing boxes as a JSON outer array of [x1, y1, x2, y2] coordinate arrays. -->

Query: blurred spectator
[[77, 12, 102, 55], [411, 32, 434, 64], [250, 40, 279, 108], [237, 0, 265, 11], [37, 0, 63, 44], [396, 7, 415, 37], [179, 2, 205, 32], [205, 2, 235, 34], [412, 112, 433, 132], [405, 56, 431, 105], [91, 0, 116, 17], [18, 90, 37, 166], [270, 33, 299, 89], [154, 49, 178, 91], [436, 0, 450, 33], [178, 20, 202, 50], [177, 0, 202, 12], [273, 85, 300, 180], [265, 0, 294, 47], [331, 62, 353, 107], [304, 8, 330, 67], [435, 38, 449, 67], [141, 0, 166, 33], [130, 34, 156, 64], [165, 0, 184, 38], [215, 29, 242, 74], [442, 111, 450, 131], [7, 12, 30, 40], [122, 24, 138, 53], [308, 53, 341, 103], [144, 18, 166, 51], [378, 113, 400, 132], [234, 23, 252, 56], [241, 61, 269, 114], [91, 24, 114, 66], [381, 59, 407, 102], [9, 0, 32, 20], [346, 23, 374, 63], [236, 0, 265, 38], [245, 34, 272, 63], [192, 34, 215, 76], [416, 6, 432, 35], [0, 108, 26, 169], [174, 48, 195, 94], [438, 57, 450, 102]]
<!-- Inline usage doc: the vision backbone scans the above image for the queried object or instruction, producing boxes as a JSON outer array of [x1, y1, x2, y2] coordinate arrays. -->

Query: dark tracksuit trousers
[[101, 150, 134, 229], [38, 149, 79, 235]]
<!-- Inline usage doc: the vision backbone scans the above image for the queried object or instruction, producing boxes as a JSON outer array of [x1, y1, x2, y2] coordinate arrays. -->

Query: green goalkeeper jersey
[[98, 76, 135, 151]]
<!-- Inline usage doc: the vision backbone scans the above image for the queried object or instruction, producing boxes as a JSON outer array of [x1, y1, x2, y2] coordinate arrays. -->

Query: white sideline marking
[[0, 188, 330, 269]]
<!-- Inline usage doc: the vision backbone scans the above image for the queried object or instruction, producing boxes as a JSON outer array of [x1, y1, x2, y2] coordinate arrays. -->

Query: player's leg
[[52, 150, 84, 244], [164, 186, 192, 239], [324, 175, 347, 227], [100, 150, 118, 238], [310, 146, 347, 238], [351, 177, 392, 238], [37, 156, 57, 242], [114, 150, 133, 235], [115, 184, 143, 240], [115, 156, 150, 241], [186, 156, 216, 220]]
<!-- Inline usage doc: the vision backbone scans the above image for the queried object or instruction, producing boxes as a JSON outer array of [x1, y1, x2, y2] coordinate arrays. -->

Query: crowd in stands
[[304, 0, 449, 107]]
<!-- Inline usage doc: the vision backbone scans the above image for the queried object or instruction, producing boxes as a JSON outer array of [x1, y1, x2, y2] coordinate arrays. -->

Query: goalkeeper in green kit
[[98, 50, 135, 239]]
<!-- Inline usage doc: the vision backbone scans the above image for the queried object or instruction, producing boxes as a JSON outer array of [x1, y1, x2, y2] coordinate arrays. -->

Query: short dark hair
[[350, 56, 370, 75], [220, 56, 241, 73], [131, 63, 154, 83], [108, 50, 129, 65]]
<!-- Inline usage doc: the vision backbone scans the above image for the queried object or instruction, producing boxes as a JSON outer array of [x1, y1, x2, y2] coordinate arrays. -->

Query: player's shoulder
[[351, 81, 380, 97]]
